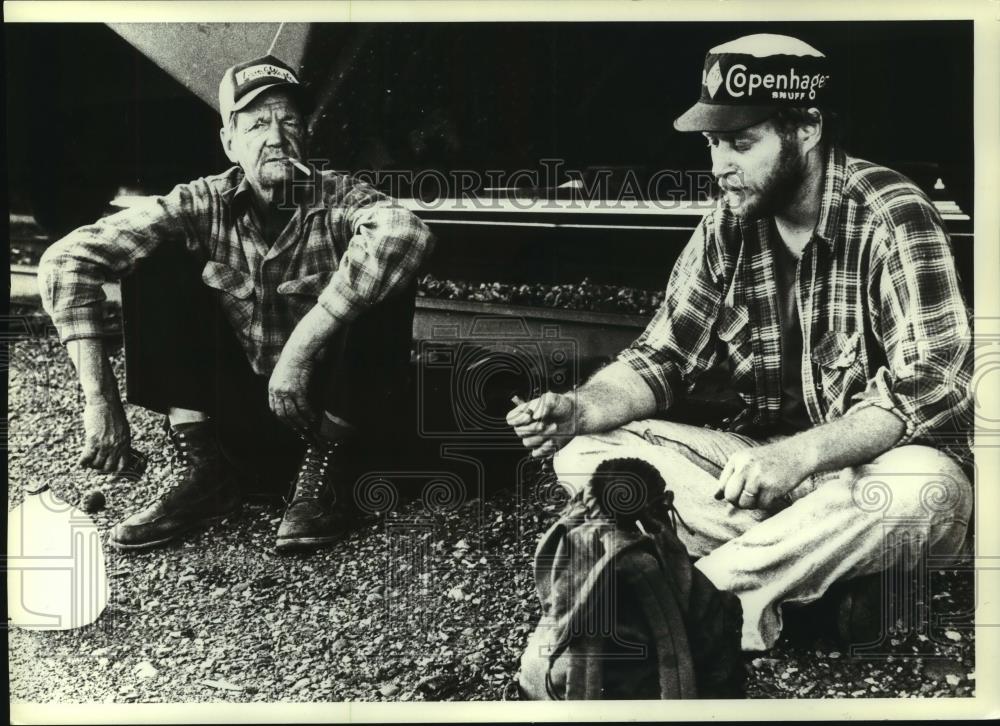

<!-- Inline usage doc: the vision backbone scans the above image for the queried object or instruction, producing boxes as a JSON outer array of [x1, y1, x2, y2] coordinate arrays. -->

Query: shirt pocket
[[276, 271, 333, 321], [201, 261, 255, 331], [811, 330, 865, 419], [717, 304, 754, 391]]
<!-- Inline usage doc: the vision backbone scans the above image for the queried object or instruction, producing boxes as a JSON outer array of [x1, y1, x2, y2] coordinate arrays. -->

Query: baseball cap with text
[[218, 54, 305, 121], [674, 34, 831, 133]]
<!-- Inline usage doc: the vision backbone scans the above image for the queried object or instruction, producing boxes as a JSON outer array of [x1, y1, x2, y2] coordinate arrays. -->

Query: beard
[[725, 135, 808, 220]]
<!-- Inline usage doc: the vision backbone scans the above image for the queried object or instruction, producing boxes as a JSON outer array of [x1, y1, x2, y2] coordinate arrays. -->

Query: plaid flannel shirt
[[618, 146, 973, 466], [39, 166, 434, 375]]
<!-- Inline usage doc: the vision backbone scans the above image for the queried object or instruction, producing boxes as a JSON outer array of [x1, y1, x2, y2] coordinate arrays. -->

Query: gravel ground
[[7, 331, 976, 702]]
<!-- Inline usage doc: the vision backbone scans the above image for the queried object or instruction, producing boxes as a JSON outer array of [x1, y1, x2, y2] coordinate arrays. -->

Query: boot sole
[[107, 512, 239, 551], [274, 533, 344, 554]]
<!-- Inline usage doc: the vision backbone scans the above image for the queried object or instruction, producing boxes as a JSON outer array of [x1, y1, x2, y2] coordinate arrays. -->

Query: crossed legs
[[552, 419, 973, 650]]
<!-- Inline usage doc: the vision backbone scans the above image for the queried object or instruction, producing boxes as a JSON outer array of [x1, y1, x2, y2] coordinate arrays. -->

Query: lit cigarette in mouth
[[288, 158, 311, 176]]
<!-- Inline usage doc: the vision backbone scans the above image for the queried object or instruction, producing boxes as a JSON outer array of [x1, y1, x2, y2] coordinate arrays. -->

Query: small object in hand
[[512, 394, 557, 470], [81, 489, 106, 513], [510, 395, 533, 420]]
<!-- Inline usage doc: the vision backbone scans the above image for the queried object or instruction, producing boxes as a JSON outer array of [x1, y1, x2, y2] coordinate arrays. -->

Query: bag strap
[[544, 534, 700, 700], [560, 634, 605, 700], [626, 551, 699, 699], [543, 527, 644, 700], [554, 526, 640, 631], [532, 510, 585, 608]]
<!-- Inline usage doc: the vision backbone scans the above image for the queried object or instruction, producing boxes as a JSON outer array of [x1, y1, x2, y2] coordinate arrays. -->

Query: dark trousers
[[121, 243, 415, 496]]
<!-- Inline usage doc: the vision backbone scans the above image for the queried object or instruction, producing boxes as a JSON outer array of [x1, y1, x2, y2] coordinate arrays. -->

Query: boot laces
[[160, 426, 215, 505], [168, 426, 191, 464], [293, 444, 335, 500]]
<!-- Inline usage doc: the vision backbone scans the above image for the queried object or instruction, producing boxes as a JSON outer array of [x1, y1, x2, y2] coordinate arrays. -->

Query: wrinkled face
[[703, 120, 806, 220], [220, 89, 306, 194]]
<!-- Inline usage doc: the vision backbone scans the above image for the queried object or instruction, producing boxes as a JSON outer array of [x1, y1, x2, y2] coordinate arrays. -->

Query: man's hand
[[506, 392, 577, 458], [716, 439, 812, 511], [68, 338, 131, 472], [268, 350, 318, 434], [80, 399, 131, 473]]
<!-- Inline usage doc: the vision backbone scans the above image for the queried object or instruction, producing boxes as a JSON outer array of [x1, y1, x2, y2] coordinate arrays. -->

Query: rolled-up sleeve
[[616, 215, 726, 412], [319, 184, 434, 323], [845, 218, 973, 445], [38, 181, 211, 343]]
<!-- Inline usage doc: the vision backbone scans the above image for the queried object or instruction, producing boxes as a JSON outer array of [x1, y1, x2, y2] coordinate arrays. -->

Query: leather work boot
[[835, 572, 891, 649], [785, 572, 897, 649], [109, 420, 242, 550], [275, 441, 345, 553]]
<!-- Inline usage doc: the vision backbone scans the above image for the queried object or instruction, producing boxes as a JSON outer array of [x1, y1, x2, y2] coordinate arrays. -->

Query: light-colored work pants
[[552, 419, 973, 651]]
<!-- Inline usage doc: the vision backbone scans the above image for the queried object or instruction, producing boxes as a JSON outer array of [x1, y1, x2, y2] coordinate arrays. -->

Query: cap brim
[[226, 83, 313, 121], [673, 102, 776, 132], [231, 82, 299, 114]]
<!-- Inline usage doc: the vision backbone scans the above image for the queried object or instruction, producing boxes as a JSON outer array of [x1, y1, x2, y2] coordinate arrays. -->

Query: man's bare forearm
[[574, 361, 659, 435], [788, 405, 906, 476], [574, 365, 904, 476], [67, 338, 121, 403], [280, 304, 344, 364]]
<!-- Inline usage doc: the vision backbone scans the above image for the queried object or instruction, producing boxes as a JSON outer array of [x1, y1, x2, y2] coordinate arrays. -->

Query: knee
[[551, 434, 608, 495], [554, 433, 600, 465], [850, 445, 972, 525]]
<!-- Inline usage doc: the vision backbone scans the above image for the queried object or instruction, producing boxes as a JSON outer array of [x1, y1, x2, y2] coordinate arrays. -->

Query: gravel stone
[[6, 334, 978, 702]]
